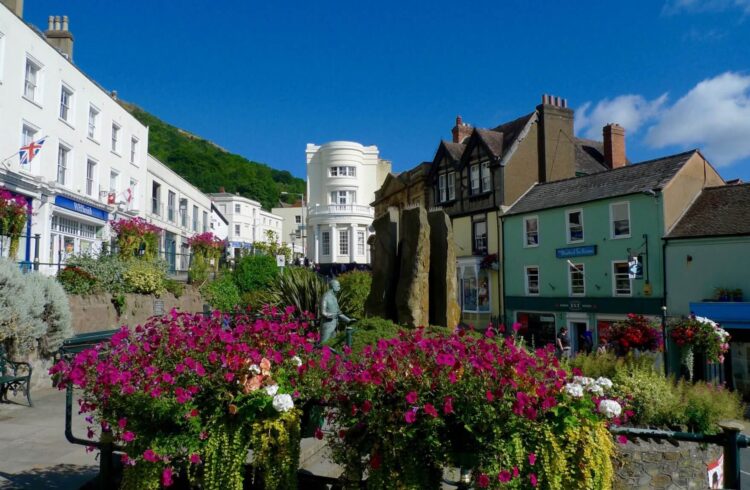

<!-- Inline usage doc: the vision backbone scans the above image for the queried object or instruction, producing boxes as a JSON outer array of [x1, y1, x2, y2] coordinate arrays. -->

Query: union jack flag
[[19, 137, 46, 165]]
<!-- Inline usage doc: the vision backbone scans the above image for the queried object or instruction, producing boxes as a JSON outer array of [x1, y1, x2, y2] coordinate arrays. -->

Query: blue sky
[[28, 0, 750, 181]]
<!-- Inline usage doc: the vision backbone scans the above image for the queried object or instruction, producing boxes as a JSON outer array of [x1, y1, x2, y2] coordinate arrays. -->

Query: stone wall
[[615, 439, 723, 489], [68, 287, 204, 334]]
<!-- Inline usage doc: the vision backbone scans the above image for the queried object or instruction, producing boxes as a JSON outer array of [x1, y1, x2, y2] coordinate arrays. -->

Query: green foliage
[[568, 351, 657, 380], [612, 366, 684, 429], [57, 266, 98, 295], [111, 293, 127, 317], [678, 380, 744, 434], [337, 270, 372, 319], [264, 267, 327, 316], [325, 316, 453, 354], [123, 103, 305, 210], [249, 409, 301, 490], [164, 279, 185, 298], [201, 273, 241, 312], [252, 230, 293, 265], [123, 260, 167, 295], [64, 252, 128, 294], [240, 290, 274, 310], [188, 253, 210, 286], [35, 275, 73, 355], [233, 254, 278, 293]]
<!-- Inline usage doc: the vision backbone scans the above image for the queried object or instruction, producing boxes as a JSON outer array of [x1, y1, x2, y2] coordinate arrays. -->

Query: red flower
[[498, 470, 511, 483], [477, 473, 490, 487], [443, 397, 454, 415], [423, 403, 438, 418], [405, 391, 418, 404]]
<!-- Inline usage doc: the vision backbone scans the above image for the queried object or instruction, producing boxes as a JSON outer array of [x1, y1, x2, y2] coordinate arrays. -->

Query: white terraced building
[[305, 141, 390, 270]]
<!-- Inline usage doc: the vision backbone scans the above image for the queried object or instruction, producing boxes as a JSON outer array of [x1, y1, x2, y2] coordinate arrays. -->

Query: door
[[568, 319, 590, 355], [165, 233, 177, 274]]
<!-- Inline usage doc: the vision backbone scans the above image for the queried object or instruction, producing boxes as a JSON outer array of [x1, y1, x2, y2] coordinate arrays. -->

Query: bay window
[[459, 264, 490, 313]]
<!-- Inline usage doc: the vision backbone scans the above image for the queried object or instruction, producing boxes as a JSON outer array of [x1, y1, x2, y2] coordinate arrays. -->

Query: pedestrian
[[557, 326, 571, 360]]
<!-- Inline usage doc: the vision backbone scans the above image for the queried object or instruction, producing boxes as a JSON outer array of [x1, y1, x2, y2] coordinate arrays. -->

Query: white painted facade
[[146, 155, 211, 272], [210, 204, 229, 241], [305, 141, 390, 265], [0, 4, 149, 272], [271, 204, 306, 256], [208, 193, 284, 257]]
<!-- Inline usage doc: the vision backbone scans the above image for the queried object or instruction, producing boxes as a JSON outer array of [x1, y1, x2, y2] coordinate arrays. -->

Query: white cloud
[[575, 94, 668, 140], [663, 0, 750, 15], [645, 72, 750, 166]]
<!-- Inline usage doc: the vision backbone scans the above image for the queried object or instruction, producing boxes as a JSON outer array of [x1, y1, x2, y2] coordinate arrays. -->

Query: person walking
[[557, 326, 571, 360]]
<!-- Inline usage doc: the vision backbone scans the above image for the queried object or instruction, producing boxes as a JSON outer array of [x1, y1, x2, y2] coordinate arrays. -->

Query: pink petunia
[[314, 428, 324, 440], [477, 473, 490, 487], [485, 391, 494, 402], [143, 449, 159, 463], [405, 391, 418, 404], [443, 397, 454, 415], [162, 467, 174, 487], [189, 453, 202, 464], [498, 470, 511, 483], [530, 473, 538, 487], [617, 435, 628, 444], [404, 408, 417, 424], [423, 403, 438, 418], [528, 452, 537, 465], [122, 431, 135, 442]]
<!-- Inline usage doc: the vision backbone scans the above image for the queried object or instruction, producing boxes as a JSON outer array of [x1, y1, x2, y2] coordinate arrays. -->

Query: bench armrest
[[8, 360, 32, 377]]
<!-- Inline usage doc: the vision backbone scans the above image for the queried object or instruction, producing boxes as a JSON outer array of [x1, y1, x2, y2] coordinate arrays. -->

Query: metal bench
[[0, 345, 33, 407]]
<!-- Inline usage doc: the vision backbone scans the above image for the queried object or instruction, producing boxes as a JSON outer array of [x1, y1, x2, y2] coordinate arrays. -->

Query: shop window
[[516, 312, 556, 347], [460, 267, 490, 313]]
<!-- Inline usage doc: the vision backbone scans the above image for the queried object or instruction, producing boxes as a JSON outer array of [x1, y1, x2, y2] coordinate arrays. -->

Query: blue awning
[[690, 302, 750, 329]]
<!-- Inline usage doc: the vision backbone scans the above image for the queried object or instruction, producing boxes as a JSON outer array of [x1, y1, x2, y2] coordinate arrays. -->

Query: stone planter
[[614, 438, 722, 489]]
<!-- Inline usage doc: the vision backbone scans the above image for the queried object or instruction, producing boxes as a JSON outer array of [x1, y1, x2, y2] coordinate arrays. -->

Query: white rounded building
[[306, 141, 390, 271]]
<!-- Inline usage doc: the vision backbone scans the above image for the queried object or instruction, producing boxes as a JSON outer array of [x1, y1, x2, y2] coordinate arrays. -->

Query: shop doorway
[[165, 233, 177, 274], [567, 318, 590, 355], [516, 312, 556, 349]]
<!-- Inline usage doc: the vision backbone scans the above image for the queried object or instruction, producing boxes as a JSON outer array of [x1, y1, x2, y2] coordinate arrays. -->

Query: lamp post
[[280, 192, 306, 258], [289, 231, 297, 259]]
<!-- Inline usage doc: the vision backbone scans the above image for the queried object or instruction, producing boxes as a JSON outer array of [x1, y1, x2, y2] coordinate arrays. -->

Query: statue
[[319, 279, 354, 343]]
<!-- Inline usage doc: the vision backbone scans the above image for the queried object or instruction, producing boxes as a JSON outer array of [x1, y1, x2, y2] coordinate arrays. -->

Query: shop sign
[[228, 241, 253, 249], [555, 301, 597, 312], [556, 245, 597, 259], [54, 196, 108, 221]]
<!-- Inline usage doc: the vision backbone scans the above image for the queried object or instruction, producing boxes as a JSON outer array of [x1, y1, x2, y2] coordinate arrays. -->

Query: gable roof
[[443, 141, 466, 162], [504, 149, 698, 216], [574, 138, 608, 175], [666, 183, 750, 238]]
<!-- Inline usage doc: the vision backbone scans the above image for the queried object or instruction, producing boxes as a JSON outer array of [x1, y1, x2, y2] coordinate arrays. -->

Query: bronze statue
[[319, 279, 354, 342]]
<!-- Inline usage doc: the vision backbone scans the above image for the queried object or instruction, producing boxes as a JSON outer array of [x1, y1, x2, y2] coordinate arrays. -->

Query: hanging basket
[[299, 400, 325, 438]]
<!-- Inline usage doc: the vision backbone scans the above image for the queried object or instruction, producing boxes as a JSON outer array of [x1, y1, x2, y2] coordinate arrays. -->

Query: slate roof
[[505, 149, 698, 216], [442, 142, 465, 162], [666, 183, 750, 238], [574, 138, 608, 175], [492, 112, 536, 154]]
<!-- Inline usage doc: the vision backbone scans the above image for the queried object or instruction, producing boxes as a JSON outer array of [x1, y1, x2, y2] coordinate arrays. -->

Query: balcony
[[308, 204, 373, 218]]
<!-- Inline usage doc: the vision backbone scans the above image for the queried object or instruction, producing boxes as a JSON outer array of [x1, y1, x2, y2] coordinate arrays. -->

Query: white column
[[331, 224, 338, 263], [349, 224, 356, 263], [314, 224, 320, 263]]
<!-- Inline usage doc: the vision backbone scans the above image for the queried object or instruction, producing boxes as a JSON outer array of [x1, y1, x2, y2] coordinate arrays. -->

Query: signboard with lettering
[[628, 256, 643, 279], [54, 195, 108, 221], [555, 245, 597, 259]]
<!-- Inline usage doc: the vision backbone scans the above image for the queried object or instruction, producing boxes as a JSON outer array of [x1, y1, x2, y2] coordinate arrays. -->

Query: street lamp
[[289, 231, 297, 258], [280, 191, 306, 258]]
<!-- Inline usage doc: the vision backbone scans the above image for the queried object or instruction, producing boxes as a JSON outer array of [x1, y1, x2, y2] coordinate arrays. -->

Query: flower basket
[[670, 315, 729, 380]]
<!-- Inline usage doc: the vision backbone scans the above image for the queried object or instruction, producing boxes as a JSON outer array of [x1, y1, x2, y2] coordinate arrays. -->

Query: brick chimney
[[451, 115, 472, 144], [603, 123, 626, 169], [1, 0, 23, 17], [537, 94, 575, 182], [45, 15, 74, 61]]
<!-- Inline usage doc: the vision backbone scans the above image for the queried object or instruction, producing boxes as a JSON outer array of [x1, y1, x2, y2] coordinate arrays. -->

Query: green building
[[501, 150, 724, 352]]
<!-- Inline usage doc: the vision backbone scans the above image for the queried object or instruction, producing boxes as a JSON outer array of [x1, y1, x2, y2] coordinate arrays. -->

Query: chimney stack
[[1, 0, 23, 18], [45, 14, 74, 61], [537, 94, 575, 182], [603, 123, 626, 169], [451, 115, 472, 144]]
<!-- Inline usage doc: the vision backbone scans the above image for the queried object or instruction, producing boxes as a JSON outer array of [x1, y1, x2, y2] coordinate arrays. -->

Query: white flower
[[573, 376, 595, 386], [599, 399, 622, 419], [564, 383, 584, 398], [265, 384, 279, 396], [587, 384, 604, 396], [595, 377, 613, 390], [272, 393, 294, 412], [249, 364, 261, 375], [291, 356, 302, 367]]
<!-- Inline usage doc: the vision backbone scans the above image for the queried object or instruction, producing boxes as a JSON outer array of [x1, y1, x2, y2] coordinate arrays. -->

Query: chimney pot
[[62, 15, 68, 31], [603, 123, 627, 169], [456, 115, 462, 126], [48, 15, 54, 30], [451, 115, 472, 144], [54, 15, 61, 30]]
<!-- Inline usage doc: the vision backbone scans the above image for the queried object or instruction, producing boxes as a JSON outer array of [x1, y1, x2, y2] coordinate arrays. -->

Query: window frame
[[192, 205, 199, 231], [568, 262, 585, 297], [470, 164, 480, 194], [56, 143, 70, 186], [459, 265, 491, 313], [109, 169, 119, 195], [357, 230, 365, 256], [447, 171, 456, 200], [339, 229, 349, 256], [438, 174, 447, 202], [167, 191, 176, 222], [321, 231, 331, 256], [610, 201, 631, 239], [480, 161, 491, 192], [85, 158, 97, 197], [23, 57, 42, 103], [111, 123, 121, 154], [525, 265, 540, 296], [130, 136, 139, 165], [59, 84, 74, 123], [565, 209, 584, 244], [234, 203, 241, 213], [612, 261, 632, 297], [87, 104, 100, 141], [523, 216, 539, 248], [234, 224, 241, 236], [472, 219, 488, 255]]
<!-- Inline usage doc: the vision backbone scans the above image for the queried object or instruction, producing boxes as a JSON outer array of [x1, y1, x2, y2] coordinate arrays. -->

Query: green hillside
[[121, 102, 305, 210]]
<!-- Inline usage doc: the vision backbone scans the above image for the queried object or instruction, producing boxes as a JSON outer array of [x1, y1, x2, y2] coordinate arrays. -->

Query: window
[[234, 203, 241, 213], [130, 137, 139, 164], [329, 166, 356, 177], [473, 220, 487, 254], [192, 205, 199, 231], [566, 210, 584, 243], [460, 266, 490, 313], [357, 231, 365, 255], [56, 145, 69, 185], [470, 164, 480, 194], [481, 162, 490, 192], [525, 266, 540, 295], [151, 182, 161, 215], [330, 190, 355, 205], [202, 211, 208, 232], [322, 231, 330, 255], [295, 215, 301, 224], [59, 86, 73, 122], [167, 191, 176, 222], [447, 172, 456, 200], [22, 123, 37, 146], [438, 174, 447, 202], [180, 199, 188, 227], [612, 261, 631, 296], [339, 230, 349, 255], [610, 202, 630, 238], [129, 179, 138, 209], [109, 170, 118, 195], [111, 123, 120, 153], [524, 216, 539, 247], [234, 224, 241, 236], [568, 263, 585, 296], [24, 58, 40, 101], [87, 105, 99, 140], [85, 159, 96, 196]]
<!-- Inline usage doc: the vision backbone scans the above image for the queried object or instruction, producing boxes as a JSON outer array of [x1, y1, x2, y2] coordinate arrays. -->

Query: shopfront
[[49, 195, 108, 265]]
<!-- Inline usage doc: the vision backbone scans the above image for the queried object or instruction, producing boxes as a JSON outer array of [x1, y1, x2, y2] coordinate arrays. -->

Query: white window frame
[[568, 262, 585, 297], [192, 205, 199, 231], [234, 224, 241, 236], [470, 164, 480, 194], [57, 143, 70, 186], [111, 123, 121, 154], [610, 201, 631, 239], [473, 220, 487, 254], [21, 122, 38, 147], [566, 209, 584, 244], [357, 230, 365, 256], [329, 166, 338, 177], [202, 211, 208, 233], [339, 229, 349, 256], [109, 169, 119, 195], [523, 216, 539, 248], [481, 161, 491, 192], [59, 84, 74, 123], [447, 171, 456, 200], [87, 105, 100, 141], [23, 57, 42, 103], [321, 231, 331, 256], [438, 174, 447, 202], [234, 203, 241, 213], [85, 158, 97, 197], [459, 262, 491, 313], [167, 191, 176, 222], [130, 136, 139, 165], [612, 261, 632, 297], [525, 265, 540, 296]]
